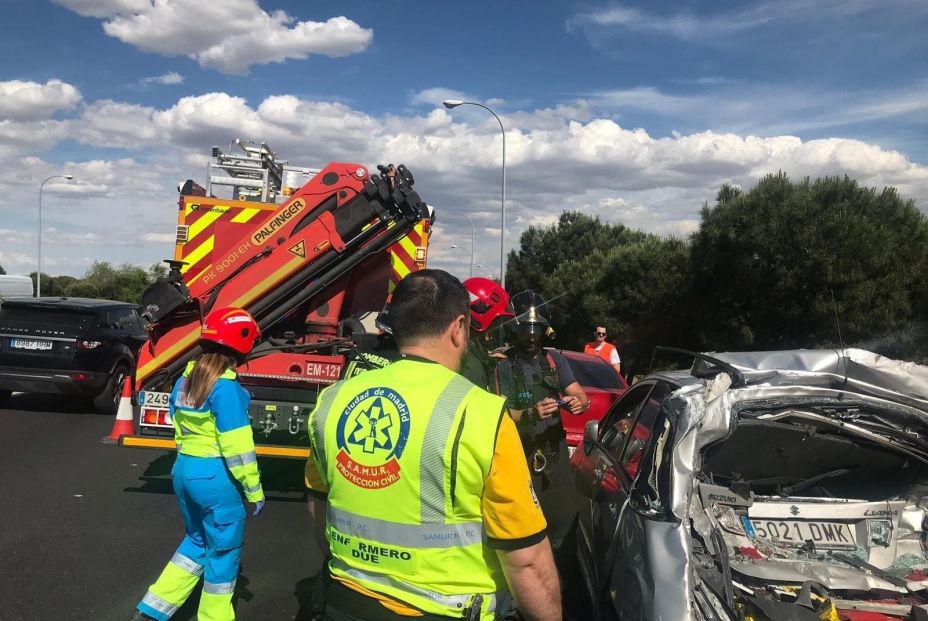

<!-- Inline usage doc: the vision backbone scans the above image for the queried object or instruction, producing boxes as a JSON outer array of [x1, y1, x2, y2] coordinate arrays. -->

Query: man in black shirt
[[496, 291, 589, 552]]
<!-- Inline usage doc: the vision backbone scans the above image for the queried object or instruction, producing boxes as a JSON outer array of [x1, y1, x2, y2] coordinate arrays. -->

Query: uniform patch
[[334, 387, 411, 489]]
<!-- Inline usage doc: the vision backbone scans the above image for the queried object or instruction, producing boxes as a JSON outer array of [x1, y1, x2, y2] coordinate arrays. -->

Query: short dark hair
[[389, 269, 469, 347]]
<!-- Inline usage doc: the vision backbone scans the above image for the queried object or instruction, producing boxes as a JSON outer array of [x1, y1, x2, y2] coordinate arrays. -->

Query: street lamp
[[38, 174, 74, 297], [449, 245, 473, 279], [446, 210, 475, 279], [443, 99, 507, 289]]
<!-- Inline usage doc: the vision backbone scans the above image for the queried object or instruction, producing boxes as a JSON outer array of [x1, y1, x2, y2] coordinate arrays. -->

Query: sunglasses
[[595, 331, 606, 336]]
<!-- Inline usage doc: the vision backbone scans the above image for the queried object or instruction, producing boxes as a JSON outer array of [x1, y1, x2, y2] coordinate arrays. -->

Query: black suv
[[0, 298, 148, 414]]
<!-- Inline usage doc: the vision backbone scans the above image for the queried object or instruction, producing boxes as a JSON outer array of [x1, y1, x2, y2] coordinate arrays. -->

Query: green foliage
[[691, 173, 928, 356], [29, 262, 167, 303], [506, 173, 928, 370], [507, 212, 693, 375], [0, 263, 5, 275]]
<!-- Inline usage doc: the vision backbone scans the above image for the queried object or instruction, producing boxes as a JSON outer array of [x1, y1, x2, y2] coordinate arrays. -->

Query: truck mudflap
[[118, 435, 310, 459]]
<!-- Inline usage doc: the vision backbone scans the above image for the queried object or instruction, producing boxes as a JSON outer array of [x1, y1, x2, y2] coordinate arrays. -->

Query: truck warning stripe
[[138, 255, 306, 381], [186, 208, 228, 244], [231, 207, 261, 223], [179, 235, 214, 274], [120, 436, 310, 459]]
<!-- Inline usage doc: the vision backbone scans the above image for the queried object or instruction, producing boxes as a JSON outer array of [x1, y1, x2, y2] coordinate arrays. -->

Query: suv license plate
[[750, 519, 856, 548], [10, 338, 53, 351]]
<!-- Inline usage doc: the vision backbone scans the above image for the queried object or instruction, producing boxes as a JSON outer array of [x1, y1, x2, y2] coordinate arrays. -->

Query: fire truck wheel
[[0, 390, 10, 407], [94, 364, 128, 415]]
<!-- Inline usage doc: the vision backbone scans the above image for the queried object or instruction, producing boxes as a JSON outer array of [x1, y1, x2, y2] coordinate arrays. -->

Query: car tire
[[0, 390, 11, 407], [93, 364, 129, 415]]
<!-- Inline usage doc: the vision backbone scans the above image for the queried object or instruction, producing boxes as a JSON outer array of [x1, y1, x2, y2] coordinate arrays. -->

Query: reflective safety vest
[[172, 361, 264, 502], [308, 359, 508, 620], [585, 341, 618, 364]]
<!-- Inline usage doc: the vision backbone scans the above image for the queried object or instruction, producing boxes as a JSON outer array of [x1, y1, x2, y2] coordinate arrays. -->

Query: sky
[[0, 0, 926, 281]]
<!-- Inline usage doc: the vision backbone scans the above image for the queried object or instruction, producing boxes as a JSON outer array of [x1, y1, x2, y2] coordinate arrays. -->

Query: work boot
[[130, 610, 157, 621]]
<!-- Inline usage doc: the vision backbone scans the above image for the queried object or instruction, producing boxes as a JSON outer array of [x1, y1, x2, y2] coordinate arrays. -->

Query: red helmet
[[463, 277, 514, 332], [200, 307, 261, 356]]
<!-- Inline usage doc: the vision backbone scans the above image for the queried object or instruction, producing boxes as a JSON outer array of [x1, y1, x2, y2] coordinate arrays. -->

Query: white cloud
[[409, 87, 469, 107], [141, 71, 184, 86], [568, 0, 911, 43], [1, 88, 927, 276], [0, 79, 82, 122], [585, 81, 928, 136], [142, 233, 176, 243], [75, 100, 160, 148], [0, 251, 35, 268], [54, 0, 372, 74]]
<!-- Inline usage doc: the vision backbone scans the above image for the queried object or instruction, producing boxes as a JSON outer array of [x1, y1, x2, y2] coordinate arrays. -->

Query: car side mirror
[[583, 420, 599, 456]]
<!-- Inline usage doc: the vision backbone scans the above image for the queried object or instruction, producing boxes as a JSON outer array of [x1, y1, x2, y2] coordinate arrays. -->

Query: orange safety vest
[[584, 341, 618, 364]]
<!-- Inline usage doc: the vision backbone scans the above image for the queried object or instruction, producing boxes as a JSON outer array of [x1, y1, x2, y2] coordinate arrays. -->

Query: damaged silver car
[[571, 348, 928, 621]]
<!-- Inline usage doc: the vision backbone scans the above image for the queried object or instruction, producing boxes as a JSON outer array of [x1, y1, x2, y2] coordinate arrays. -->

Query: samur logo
[[335, 387, 411, 489]]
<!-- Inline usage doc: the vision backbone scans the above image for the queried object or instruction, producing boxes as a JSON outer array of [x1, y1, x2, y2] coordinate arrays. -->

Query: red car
[[555, 349, 628, 449]]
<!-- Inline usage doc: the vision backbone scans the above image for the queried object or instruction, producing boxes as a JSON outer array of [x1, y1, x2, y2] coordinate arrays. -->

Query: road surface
[[0, 393, 324, 621]]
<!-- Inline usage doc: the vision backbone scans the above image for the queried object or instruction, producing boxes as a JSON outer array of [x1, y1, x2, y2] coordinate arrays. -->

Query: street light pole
[[443, 100, 507, 288], [446, 210, 475, 279], [37, 174, 74, 297]]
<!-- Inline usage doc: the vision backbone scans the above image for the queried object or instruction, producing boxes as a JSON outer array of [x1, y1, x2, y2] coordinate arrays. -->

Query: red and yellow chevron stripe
[[388, 219, 430, 294], [174, 196, 279, 286]]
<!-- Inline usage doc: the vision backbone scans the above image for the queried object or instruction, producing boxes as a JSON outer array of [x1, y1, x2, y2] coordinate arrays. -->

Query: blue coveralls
[[137, 366, 263, 621]]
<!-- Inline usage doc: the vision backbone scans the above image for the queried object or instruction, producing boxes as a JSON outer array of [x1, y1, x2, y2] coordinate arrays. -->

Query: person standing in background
[[584, 325, 621, 375]]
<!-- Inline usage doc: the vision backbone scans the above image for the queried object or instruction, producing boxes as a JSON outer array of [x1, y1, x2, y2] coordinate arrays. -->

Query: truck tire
[[0, 390, 11, 408], [94, 364, 129, 415]]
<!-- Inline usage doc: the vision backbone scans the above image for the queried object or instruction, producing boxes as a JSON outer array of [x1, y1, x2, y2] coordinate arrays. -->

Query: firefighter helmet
[[463, 277, 514, 332], [200, 307, 261, 356], [510, 290, 550, 334]]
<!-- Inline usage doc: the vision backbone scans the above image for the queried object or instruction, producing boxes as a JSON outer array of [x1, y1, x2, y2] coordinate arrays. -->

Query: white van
[[0, 275, 34, 301]]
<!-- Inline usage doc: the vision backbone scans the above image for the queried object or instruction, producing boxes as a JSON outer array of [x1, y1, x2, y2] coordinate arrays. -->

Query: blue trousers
[[137, 454, 247, 621]]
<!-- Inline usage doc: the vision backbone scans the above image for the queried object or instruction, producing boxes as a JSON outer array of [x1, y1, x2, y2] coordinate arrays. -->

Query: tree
[[506, 212, 648, 295], [691, 173, 928, 355], [0, 263, 5, 275], [28, 262, 168, 303], [506, 212, 693, 375]]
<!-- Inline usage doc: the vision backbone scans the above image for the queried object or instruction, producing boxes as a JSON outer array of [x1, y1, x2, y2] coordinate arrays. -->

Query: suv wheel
[[94, 364, 129, 415], [0, 390, 11, 408]]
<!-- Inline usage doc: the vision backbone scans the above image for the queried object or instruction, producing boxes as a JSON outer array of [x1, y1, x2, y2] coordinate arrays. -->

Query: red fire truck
[[120, 140, 431, 459]]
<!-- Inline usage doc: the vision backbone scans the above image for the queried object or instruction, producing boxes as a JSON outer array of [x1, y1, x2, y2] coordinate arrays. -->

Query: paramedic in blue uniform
[[132, 307, 265, 621]]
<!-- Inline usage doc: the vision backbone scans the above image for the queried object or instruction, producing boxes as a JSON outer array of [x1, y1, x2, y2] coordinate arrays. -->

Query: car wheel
[[93, 364, 129, 415], [0, 390, 11, 407]]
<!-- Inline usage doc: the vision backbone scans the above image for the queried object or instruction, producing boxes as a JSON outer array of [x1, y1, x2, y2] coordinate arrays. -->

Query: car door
[[577, 380, 675, 619], [573, 382, 654, 597]]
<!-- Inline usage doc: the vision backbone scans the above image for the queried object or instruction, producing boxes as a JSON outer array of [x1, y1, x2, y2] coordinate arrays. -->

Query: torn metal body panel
[[571, 348, 928, 621]]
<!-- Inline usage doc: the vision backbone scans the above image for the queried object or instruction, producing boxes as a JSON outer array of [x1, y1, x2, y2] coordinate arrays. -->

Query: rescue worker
[[459, 276, 514, 390], [583, 325, 621, 375], [495, 292, 588, 580], [304, 269, 561, 621], [132, 307, 265, 621]]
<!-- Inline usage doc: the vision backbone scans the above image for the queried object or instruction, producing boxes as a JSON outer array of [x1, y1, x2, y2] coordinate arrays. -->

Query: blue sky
[[0, 0, 926, 278]]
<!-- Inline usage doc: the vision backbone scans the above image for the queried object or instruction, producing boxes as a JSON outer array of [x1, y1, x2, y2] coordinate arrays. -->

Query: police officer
[[132, 307, 265, 621], [495, 291, 588, 560], [460, 277, 514, 390], [304, 270, 561, 621]]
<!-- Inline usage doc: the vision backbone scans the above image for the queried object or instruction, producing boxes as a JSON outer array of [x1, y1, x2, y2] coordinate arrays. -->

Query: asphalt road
[[0, 393, 325, 621]]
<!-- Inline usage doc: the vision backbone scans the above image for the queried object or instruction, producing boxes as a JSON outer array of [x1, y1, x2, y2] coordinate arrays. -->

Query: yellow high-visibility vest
[[172, 361, 263, 502], [308, 358, 508, 620]]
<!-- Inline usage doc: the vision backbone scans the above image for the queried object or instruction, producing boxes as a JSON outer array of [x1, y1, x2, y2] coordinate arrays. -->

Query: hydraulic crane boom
[[121, 142, 432, 455], [137, 161, 426, 389]]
